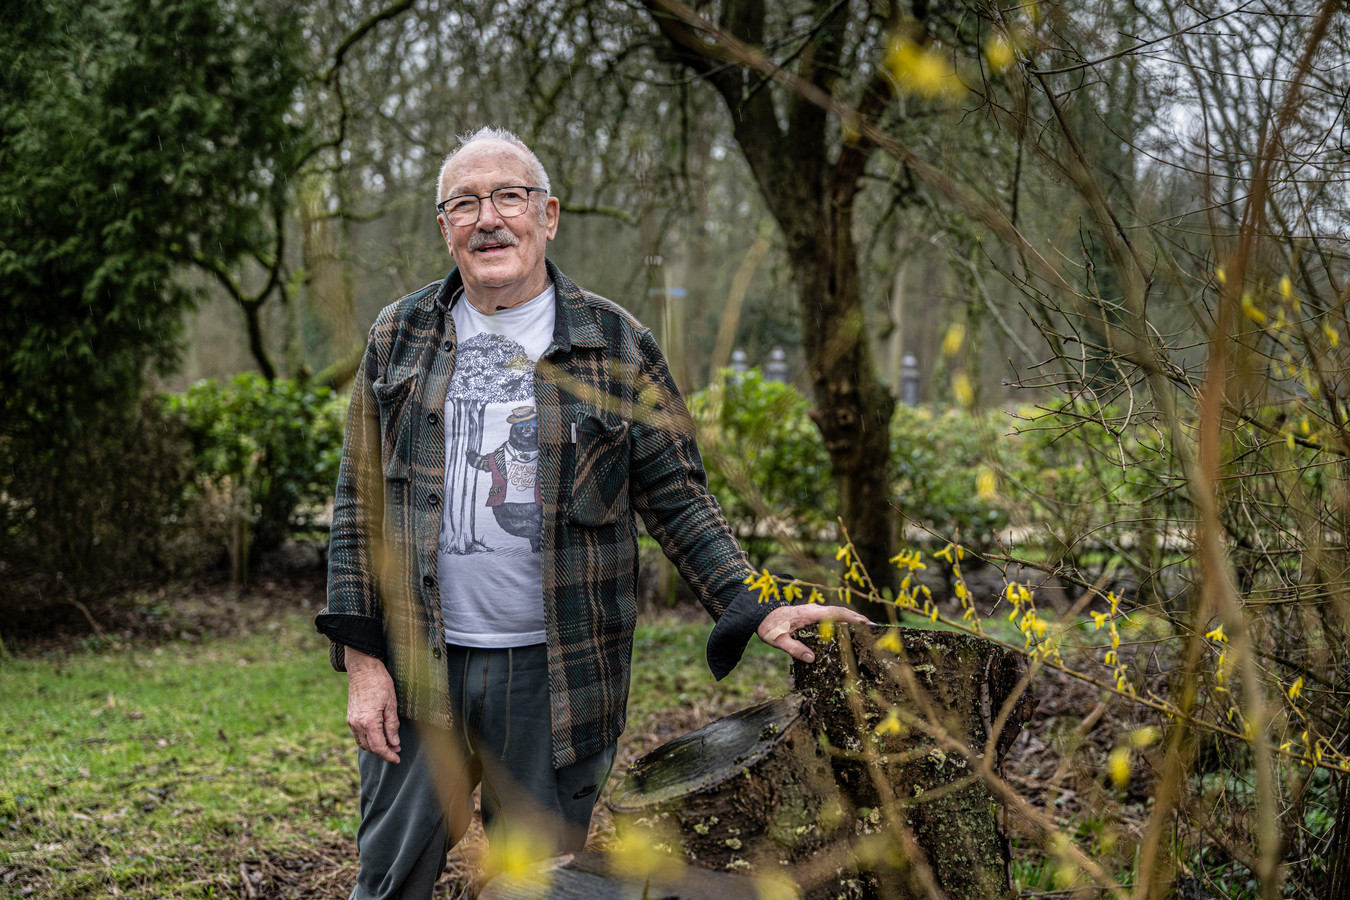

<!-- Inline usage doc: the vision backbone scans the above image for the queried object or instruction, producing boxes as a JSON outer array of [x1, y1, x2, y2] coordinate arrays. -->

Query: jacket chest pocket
[[372, 372, 419, 481], [569, 414, 630, 526]]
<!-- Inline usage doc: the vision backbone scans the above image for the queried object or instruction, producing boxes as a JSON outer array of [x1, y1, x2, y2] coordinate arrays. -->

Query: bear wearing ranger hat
[[466, 405, 542, 552]]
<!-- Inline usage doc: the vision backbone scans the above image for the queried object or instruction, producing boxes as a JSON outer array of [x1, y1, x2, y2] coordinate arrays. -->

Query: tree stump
[[609, 694, 856, 890], [610, 625, 1035, 899]]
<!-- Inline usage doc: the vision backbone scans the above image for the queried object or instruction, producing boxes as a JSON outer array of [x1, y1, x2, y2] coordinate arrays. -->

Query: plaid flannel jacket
[[317, 261, 774, 768]]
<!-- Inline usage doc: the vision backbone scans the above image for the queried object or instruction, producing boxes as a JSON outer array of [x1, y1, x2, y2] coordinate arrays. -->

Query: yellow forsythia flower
[[876, 630, 903, 654], [952, 372, 974, 408], [1107, 745, 1131, 788], [818, 620, 835, 642], [985, 33, 1016, 72], [874, 707, 904, 736], [1288, 676, 1304, 700], [976, 467, 997, 500], [1241, 292, 1267, 324], [941, 322, 966, 357], [885, 35, 965, 100], [1130, 726, 1160, 747], [1205, 624, 1228, 643]]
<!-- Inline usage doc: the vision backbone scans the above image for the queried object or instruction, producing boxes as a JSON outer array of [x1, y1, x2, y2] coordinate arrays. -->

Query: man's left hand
[[756, 604, 871, 664]]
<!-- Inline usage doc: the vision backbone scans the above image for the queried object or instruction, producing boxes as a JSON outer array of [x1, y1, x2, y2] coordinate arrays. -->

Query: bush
[[167, 374, 347, 554], [889, 405, 1008, 547], [688, 371, 835, 565], [0, 395, 195, 611]]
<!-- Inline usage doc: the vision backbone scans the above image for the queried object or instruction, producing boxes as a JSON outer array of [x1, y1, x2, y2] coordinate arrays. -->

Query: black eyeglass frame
[[436, 186, 548, 226]]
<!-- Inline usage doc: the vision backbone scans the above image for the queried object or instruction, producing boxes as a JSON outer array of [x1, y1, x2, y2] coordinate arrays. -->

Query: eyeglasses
[[436, 186, 547, 226]]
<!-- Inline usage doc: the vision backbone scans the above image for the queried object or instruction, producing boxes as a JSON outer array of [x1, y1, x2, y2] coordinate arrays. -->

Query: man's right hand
[[345, 647, 402, 763]]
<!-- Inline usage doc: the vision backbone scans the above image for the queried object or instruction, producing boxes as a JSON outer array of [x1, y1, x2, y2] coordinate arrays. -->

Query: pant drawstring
[[502, 647, 513, 759], [460, 648, 473, 750]]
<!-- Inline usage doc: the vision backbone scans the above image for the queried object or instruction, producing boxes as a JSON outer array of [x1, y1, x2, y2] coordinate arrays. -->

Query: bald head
[[436, 126, 551, 206]]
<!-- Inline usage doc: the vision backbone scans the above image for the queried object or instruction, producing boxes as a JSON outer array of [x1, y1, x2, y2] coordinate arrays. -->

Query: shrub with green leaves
[[889, 405, 1008, 547], [688, 371, 835, 565], [168, 375, 347, 552]]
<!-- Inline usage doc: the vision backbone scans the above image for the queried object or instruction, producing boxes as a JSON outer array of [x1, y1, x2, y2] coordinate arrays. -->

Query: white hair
[[436, 126, 552, 207]]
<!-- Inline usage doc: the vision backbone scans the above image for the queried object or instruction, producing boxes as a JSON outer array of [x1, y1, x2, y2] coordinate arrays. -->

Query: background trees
[[0, 0, 308, 602]]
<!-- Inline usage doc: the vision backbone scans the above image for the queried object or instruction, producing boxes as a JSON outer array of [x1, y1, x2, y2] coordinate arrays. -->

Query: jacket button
[[423, 575, 435, 587], [433, 646, 442, 660], [428, 492, 440, 506], [427, 412, 438, 425], [442, 340, 452, 351]]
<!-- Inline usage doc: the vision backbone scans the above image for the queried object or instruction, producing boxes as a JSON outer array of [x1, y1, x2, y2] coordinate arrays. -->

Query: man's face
[[437, 140, 558, 309]]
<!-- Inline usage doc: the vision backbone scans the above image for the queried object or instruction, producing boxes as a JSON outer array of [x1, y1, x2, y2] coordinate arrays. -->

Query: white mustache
[[468, 228, 518, 250]]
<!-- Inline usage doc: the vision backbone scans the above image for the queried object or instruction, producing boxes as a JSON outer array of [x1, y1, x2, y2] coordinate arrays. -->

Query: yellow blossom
[[952, 371, 974, 408], [1241, 292, 1267, 324], [808, 588, 825, 605], [1130, 726, 1160, 748], [1288, 676, 1304, 701], [783, 582, 803, 604], [934, 543, 956, 563], [1216, 267, 1227, 285], [985, 32, 1016, 72], [1280, 275, 1293, 298], [1205, 624, 1228, 643], [874, 707, 904, 736], [1324, 324, 1340, 348], [885, 35, 965, 101], [1107, 745, 1131, 788], [876, 630, 903, 654], [976, 468, 997, 501], [941, 322, 966, 357], [818, 620, 835, 642], [611, 828, 683, 881], [955, 581, 969, 601], [1090, 611, 1108, 629]]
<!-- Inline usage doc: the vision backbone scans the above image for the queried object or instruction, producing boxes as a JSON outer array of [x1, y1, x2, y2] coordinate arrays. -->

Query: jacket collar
[[426, 258, 605, 352]]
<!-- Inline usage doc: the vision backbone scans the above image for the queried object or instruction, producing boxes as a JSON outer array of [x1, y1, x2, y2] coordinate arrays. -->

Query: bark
[[610, 625, 1035, 899], [793, 625, 1035, 899]]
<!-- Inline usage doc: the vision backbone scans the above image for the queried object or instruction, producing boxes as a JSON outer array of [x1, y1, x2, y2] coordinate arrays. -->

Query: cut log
[[608, 694, 858, 892], [610, 625, 1035, 899], [478, 850, 799, 899]]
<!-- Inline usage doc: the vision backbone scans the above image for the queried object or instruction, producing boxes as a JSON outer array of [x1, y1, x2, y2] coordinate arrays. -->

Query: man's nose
[[476, 198, 506, 229]]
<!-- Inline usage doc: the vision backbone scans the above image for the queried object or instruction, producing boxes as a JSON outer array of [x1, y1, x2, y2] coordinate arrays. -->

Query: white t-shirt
[[437, 285, 556, 647]]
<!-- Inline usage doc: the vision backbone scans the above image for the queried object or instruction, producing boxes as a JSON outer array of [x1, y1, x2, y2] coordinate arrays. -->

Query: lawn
[[0, 603, 788, 898]]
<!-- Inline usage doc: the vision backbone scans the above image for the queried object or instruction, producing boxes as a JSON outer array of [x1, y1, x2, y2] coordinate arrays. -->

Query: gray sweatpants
[[349, 644, 617, 900]]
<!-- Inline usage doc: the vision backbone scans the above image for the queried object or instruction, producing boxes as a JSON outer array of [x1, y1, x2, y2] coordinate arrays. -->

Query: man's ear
[[544, 196, 559, 241], [438, 216, 454, 258]]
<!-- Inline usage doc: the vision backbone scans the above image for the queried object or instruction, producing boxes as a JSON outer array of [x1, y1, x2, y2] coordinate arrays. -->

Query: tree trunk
[[640, 0, 901, 613], [610, 625, 1035, 899], [793, 624, 1036, 899]]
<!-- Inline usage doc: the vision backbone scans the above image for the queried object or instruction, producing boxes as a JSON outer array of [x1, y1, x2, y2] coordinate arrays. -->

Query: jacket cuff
[[707, 585, 788, 681], [315, 610, 387, 670]]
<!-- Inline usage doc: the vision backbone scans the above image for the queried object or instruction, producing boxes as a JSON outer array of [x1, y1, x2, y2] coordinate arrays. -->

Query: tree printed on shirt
[[441, 332, 533, 554]]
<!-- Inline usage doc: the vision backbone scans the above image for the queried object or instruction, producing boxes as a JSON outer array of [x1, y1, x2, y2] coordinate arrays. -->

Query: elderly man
[[317, 126, 865, 899]]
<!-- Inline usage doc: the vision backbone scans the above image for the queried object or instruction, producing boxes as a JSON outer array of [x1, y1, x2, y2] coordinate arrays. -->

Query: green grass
[[0, 607, 789, 898]]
